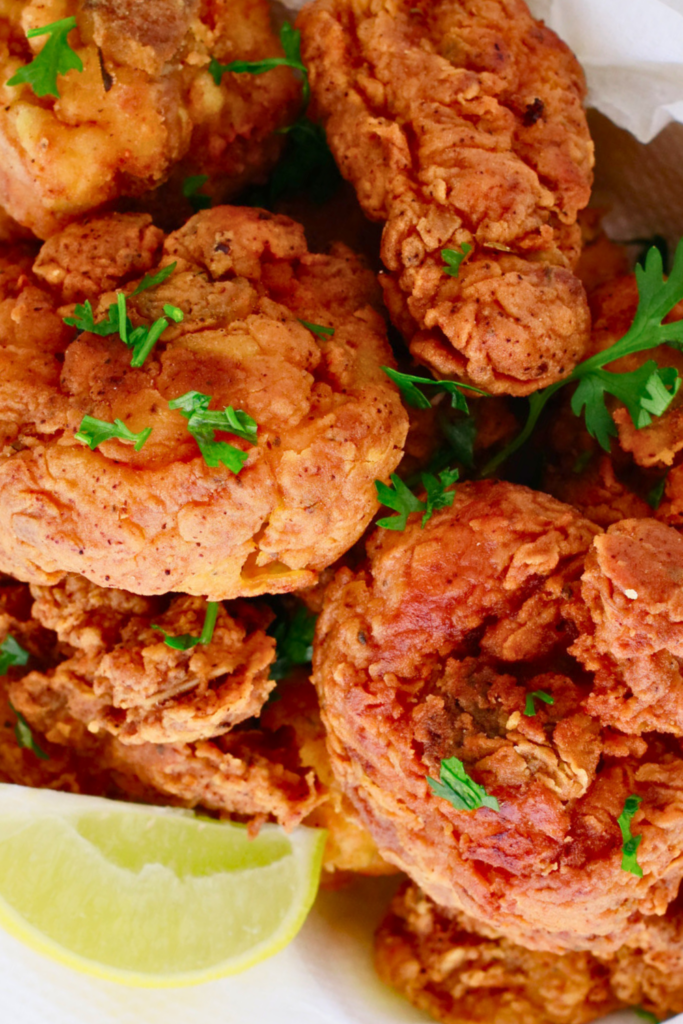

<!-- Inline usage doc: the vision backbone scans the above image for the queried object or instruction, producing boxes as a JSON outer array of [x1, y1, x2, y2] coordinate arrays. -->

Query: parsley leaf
[[210, 23, 310, 108], [647, 474, 668, 510], [131, 262, 177, 296], [182, 176, 211, 213], [484, 241, 683, 476], [169, 391, 257, 473], [6, 16, 83, 98], [0, 635, 29, 676], [9, 701, 49, 760], [74, 415, 152, 452], [152, 601, 220, 650], [382, 366, 486, 414], [63, 290, 182, 367], [375, 474, 426, 530], [428, 757, 499, 812], [634, 1008, 659, 1024], [421, 467, 459, 522], [269, 603, 317, 681], [63, 299, 120, 337], [298, 319, 335, 338], [524, 690, 555, 716], [439, 415, 477, 470], [618, 794, 644, 878], [442, 243, 473, 277]]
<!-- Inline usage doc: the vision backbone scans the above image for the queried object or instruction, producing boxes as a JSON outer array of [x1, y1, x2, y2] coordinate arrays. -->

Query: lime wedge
[[0, 784, 325, 986]]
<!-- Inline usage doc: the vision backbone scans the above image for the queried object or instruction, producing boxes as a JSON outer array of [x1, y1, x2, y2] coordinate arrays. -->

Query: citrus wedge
[[0, 784, 325, 986]]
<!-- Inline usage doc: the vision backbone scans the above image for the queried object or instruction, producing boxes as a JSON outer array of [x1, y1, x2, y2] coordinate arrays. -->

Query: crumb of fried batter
[[298, 0, 594, 396], [0, 207, 408, 599], [0, 0, 300, 238], [375, 882, 683, 1024], [313, 479, 683, 953]]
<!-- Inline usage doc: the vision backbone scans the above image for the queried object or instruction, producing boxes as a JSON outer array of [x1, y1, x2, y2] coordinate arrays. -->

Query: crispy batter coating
[[0, 207, 408, 598], [0, 0, 300, 238], [375, 882, 683, 1024], [544, 454, 652, 529], [298, 0, 593, 395], [313, 480, 683, 952]]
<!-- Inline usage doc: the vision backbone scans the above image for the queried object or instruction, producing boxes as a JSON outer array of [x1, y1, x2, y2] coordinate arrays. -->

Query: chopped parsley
[[63, 291, 183, 368], [298, 319, 335, 338], [382, 366, 486, 415], [647, 474, 668, 510], [442, 243, 473, 277], [6, 16, 83, 98], [210, 23, 310, 107], [523, 690, 555, 717], [484, 241, 683, 476], [168, 391, 257, 473], [269, 603, 317, 681], [618, 794, 644, 878], [74, 415, 152, 452], [0, 635, 29, 676], [131, 262, 177, 296], [153, 601, 220, 651], [182, 175, 212, 213], [428, 757, 499, 812], [375, 468, 459, 531], [9, 702, 49, 760]]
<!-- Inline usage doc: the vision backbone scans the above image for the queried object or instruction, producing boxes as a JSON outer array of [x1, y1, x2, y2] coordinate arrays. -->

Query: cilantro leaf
[[439, 415, 477, 470], [382, 366, 486, 414], [245, 117, 341, 208], [269, 603, 317, 681], [169, 391, 257, 473], [209, 23, 310, 108], [6, 16, 83, 98], [421, 467, 459, 524], [152, 601, 219, 651], [9, 701, 49, 760], [182, 176, 211, 213], [442, 243, 473, 277], [375, 474, 426, 530], [428, 757, 499, 812], [74, 415, 152, 452], [484, 240, 683, 476], [618, 794, 644, 878], [0, 635, 29, 676], [634, 1009, 659, 1024], [298, 319, 335, 338], [647, 475, 668, 510], [524, 690, 555, 716], [131, 262, 177, 296], [63, 299, 120, 337]]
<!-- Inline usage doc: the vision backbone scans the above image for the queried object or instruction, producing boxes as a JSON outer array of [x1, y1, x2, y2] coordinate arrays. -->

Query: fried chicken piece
[[0, 207, 408, 598], [544, 454, 652, 529], [375, 882, 683, 1024], [312, 480, 683, 952], [0, 0, 300, 238], [298, 0, 593, 395], [574, 210, 630, 296]]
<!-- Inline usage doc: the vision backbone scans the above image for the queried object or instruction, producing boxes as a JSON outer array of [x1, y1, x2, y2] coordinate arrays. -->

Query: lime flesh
[[0, 784, 325, 986]]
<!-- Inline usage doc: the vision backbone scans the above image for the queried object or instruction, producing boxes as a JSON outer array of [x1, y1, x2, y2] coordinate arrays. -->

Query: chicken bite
[[312, 480, 683, 952], [0, 0, 300, 238], [0, 206, 408, 599], [375, 882, 683, 1024], [298, 0, 594, 395]]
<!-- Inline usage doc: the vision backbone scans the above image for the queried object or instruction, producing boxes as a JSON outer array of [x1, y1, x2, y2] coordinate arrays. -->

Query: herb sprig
[[210, 24, 309, 107], [182, 175, 212, 213], [523, 690, 555, 717], [618, 794, 644, 878], [428, 757, 499, 812], [298, 319, 335, 338], [442, 243, 473, 277], [153, 601, 220, 651], [169, 391, 257, 473], [269, 604, 317, 681], [9, 702, 49, 760], [375, 468, 459, 531], [382, 366, 486, 415], [75, 415, 152, 452], [7, 16, 83, 98], [484, 243, 683, 476], [0, 635, 29, 676]]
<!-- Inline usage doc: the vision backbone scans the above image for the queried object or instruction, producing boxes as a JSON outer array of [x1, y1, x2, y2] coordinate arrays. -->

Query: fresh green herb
[[210, 23, 309, 107], [169, 391, 257, 473], [630, 235, 669, 274], [6, 16, 83, 98], [298, 319, 335, 338], [572, 450, 593, 475], [634, 1008, 659, 1024], [382, 366, 486, 415], [647, 474, 668, 510], [182, 175, 211, 213], [131, 262, 177, 296], [9, 701, 49, 760], [74, 415, 152, 452], [524, 690, 555, 717], [442, 243, 473, 277], [375, 468, 459, 531], [484, 242, 683, 476], [152, 601, 220, 651], [63, 299, 120, 337], [64, 292, 182, 368], [428, 757, 499, 812], [163, 304, 184, 323], [618, 794, 644, 878], [439, 415, 477, 470], [269, 604, 317, 681], [0, 635, 29, 676]]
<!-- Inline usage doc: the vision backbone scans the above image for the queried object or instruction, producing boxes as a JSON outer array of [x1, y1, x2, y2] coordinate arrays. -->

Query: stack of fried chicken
[[2, 0, 683, 1021]]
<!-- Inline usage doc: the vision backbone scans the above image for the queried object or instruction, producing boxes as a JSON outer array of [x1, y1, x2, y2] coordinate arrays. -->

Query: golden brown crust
[[312, 480, 683, 952], [0, 207, 408, 598], [0, 0, 300, 238], [298, 0, 593, 395]]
